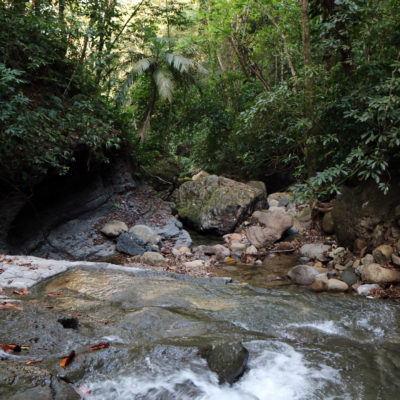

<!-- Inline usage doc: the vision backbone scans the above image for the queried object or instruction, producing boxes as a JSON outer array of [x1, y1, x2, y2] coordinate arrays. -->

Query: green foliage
[[0, 0, 123, 186]]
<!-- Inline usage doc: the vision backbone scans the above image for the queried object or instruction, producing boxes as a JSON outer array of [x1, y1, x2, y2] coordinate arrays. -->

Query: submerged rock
[[288, 265, 319, 285], [176, 175, 267, 234], [199, 342, 249, 384], [0, 361, 80, 400]]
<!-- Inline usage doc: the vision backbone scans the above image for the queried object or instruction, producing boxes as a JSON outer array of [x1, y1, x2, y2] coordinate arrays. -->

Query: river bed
[[1, 265, 400, 399]]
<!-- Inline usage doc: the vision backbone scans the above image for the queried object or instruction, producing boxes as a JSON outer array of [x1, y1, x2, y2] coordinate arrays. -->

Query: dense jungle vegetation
[[1, 0, 400, 198]]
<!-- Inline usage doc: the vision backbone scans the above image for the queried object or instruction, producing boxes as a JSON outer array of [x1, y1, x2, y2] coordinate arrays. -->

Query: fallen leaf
[[90, 342, 109, 351], [13, 288, 29, 296], [60, 350, 75, 368], [0, 302, 23, 311], [2, 344, 21, 353], [47, 292, 62, 297], [26, 359, 42, 365]]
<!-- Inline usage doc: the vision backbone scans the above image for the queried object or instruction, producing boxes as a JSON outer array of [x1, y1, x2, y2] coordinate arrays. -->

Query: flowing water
[[1, 265, 400, 400]]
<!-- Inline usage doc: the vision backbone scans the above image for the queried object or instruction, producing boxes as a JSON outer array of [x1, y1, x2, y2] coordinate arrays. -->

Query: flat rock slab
[[0, 255, 136, 289]]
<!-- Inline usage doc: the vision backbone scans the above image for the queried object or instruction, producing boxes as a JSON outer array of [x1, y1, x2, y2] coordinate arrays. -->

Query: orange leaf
[[26, 359, 42, 365], [90, 342, 109, 351], [60, 350, 75, 368], [13, 288, 29, 296], [0, 302, 23, 311], [47, 292, 62, 297], [2, 344, 21, 353]]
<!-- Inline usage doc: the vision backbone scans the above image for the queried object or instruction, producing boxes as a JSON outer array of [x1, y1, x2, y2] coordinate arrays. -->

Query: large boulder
[[176, 175, 267, 234], [245, 210, 293, 248], [332, 180, 400, 250]]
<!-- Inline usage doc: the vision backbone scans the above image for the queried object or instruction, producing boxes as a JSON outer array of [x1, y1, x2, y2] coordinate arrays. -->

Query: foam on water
[[85, 341, 342, 400], [286, 320, 343, 336]]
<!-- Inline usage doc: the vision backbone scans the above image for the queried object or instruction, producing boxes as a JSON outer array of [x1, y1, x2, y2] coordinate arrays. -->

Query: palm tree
[[119, 37, 206, 141]]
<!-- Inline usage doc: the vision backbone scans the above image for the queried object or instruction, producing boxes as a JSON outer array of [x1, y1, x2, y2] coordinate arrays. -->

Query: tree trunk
[[138, 85, 158, 141], [300, 0, 316, 178]]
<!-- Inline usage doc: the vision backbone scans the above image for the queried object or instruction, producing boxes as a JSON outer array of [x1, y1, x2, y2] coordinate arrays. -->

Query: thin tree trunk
[[255, 0, 297, 90], [300, 0, 316, 177], [138, 85, 158, 141]]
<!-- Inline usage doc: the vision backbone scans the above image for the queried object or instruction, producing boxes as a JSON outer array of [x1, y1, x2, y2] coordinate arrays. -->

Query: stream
[[1, 263, 400, 400]]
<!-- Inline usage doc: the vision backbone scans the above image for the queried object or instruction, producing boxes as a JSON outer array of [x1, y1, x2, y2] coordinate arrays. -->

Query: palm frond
[[131, 57, 154, 76], [165, 54, 199, 73], [153, 68, 174, 102]]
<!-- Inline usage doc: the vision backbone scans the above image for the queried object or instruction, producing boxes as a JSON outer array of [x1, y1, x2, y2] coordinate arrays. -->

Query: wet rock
[[361, 263, 400, 283], [357, 284, 380, 297], [326, 279, 349, 292], [199, 342, 249, 384], [322, 211, 335, 234], [116, 232, 146, 256], [176, 175, 267, 234], [341, 269, 358, 286], [129, 225, 161, 245], [288, 265, 319, 285], [372, 245, 393, 264], [58, 317, 79, 329], [299, 244, 331, 260], [246, 210, 293, 248], [141, 252, 167, 266], [0, 361, 80, 399], [100, 220, 128, 238], [310, 273, 328, 292]]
